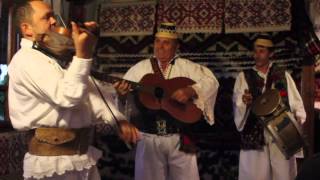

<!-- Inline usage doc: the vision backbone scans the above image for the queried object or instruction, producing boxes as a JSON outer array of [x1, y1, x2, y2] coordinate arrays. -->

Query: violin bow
[[90, 76, 132, 150]]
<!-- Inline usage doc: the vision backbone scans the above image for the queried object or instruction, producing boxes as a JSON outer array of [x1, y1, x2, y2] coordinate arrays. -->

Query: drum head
[[252, 89, 281, 116]]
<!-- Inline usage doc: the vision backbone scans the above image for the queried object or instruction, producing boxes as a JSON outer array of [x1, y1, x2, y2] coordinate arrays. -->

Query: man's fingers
[[113, 80, 131, 95], [130, 127, 138, 144], [119, 122, 139, 144], [171, 89, 189, 104], [113, 81, 120, 88], [71, 21, 79, 37], [83, 21, 98, 29]]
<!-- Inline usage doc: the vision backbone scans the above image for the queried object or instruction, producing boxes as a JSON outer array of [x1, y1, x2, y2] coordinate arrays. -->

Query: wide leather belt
[[28, 127, 92, 156], [141, 119, 180, 135]]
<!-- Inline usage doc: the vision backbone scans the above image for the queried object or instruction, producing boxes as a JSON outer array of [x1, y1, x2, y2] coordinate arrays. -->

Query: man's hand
[[242, 89, 253, 105], [113, 80, 132, 96], [71, 21, 98, 59], [118, 120, 140, 144], [171, 86, 197, 104]]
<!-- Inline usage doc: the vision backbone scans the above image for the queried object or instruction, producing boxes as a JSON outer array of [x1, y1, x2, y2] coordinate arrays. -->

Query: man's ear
[[175, 41, 180, 50], [20, 22, 33, 37], [269, 51, 274, 59]]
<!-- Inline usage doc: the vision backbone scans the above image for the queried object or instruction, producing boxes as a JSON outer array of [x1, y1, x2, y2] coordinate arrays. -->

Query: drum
[[251, 89, 305, 159]]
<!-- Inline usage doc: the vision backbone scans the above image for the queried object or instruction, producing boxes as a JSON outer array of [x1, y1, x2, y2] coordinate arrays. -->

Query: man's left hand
[[118, 120, 140, 144], [171, 86, 197, 104]]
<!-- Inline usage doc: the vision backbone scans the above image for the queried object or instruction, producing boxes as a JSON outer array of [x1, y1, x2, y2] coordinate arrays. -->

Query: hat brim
[[155, 32, 178, 39], [254, 39, 273, 48]]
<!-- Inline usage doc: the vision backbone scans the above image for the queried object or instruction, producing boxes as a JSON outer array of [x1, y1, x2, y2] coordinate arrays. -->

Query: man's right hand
[[71, 21, 98, 59], [113, 80, 132, 96], [242, 89, 253, 105]]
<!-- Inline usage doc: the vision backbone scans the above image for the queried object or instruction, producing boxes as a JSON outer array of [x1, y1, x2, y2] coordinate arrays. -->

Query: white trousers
[[135, 133, 199, 180], [238, 131, 297, 180], [25, 165, 101, 180]]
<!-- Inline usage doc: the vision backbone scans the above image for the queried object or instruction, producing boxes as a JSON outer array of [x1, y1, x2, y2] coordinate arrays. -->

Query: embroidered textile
[[225, 0, 291, 33], [96, 32, 303, 76], [157, 0, 224, 33], [99, 1, 156, 36], [241, 69, 265, 149], [292, 0, 320, 64], [302, 1, 320, 60], [0, 131, 30, 176], [307, 0, 320, 40]]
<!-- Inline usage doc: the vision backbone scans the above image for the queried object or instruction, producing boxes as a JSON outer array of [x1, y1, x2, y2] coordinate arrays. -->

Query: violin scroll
[[51, 22, 99, 39]]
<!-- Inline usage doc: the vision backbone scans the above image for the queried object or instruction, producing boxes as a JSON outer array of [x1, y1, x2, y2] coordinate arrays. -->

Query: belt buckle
[[156, 120, 167, 135]]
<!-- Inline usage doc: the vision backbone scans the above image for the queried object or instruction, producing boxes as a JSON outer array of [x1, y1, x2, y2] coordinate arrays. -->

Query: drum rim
[[251, 89, 281, 116]]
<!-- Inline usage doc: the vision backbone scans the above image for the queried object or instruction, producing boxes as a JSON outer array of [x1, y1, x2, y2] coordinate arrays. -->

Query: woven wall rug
[[157, 0, 224, 33], [99, 1, 156, 36], [225, 0, 291, 33]]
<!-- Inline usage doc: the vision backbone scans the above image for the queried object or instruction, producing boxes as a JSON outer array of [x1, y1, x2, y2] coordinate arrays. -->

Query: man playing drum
[[233, 34, 306, 180]]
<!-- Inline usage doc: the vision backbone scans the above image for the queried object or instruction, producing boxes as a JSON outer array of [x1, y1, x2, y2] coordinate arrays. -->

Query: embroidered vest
[[241, 65, 289, 149]]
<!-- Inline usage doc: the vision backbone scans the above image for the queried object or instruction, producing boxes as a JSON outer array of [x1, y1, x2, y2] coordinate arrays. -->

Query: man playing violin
[[233, 34, 306, 180], [9, 1, 138, 179], [114, 22, 219, 180]]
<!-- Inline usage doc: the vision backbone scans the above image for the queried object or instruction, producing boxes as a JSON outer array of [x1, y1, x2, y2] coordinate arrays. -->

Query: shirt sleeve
[[187, 62, 219, 125], [233, 72, 250, 131], [17, 52, 92, 108], [285, 72, 307, 124], [123, 60, 149, 82], [87, 77, 127, 126]]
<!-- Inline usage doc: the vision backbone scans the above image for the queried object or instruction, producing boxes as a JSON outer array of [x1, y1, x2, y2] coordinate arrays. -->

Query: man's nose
[[50, 16, 57, 26], [157, 43, 164, 49]]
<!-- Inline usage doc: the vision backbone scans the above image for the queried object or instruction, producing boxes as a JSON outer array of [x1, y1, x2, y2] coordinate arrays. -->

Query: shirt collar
[[253, 62, 273, 78], [155, 55, 179, 66], [253, 62, 273, 73], [20, 38, 34, 48]]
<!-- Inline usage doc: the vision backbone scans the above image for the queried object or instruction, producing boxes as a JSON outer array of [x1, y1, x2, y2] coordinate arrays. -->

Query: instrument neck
[[90, 71, 141, 90]]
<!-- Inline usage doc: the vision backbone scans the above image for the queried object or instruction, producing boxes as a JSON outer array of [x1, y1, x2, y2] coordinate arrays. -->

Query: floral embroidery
[[268, 66, 288, 98], [279, 89, 288, 97]]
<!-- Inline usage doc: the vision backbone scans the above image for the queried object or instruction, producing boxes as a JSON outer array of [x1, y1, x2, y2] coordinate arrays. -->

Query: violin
[[53, 26, 72, 37], [52, 22, 99, 38], [32, 22, 98, 68]]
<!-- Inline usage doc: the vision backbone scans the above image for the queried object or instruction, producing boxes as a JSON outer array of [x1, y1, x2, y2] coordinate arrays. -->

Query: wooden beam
[[301, 64, 315, 157], [0, 0, 2, 19]]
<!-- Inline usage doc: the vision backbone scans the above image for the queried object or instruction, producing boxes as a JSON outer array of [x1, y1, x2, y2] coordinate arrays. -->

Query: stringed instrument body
[[91, 72, 203, 124]]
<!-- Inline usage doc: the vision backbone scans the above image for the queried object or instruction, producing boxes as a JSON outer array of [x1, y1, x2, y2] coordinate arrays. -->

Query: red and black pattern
[[157, 0, 224, 33], [99, 2, 156, 36], [225, 0, 291, 33]]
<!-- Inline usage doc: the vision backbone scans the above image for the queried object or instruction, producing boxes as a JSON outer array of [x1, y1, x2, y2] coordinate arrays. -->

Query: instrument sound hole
[[154, 87, 164, 99]]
